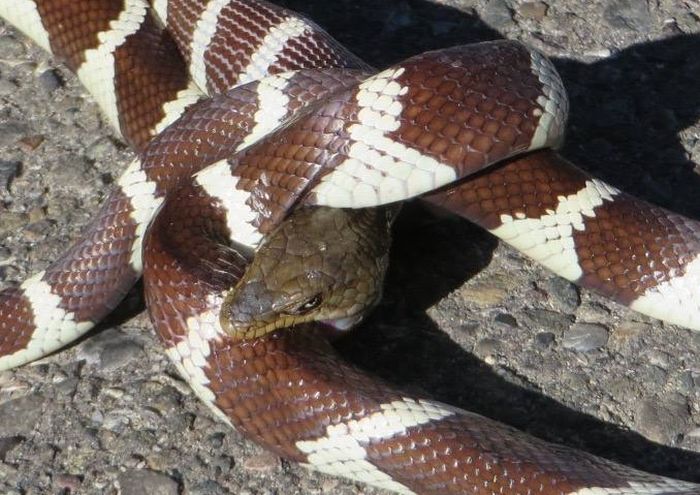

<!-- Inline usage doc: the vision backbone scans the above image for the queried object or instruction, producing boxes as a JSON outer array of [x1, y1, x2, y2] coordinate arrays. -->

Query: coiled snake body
[[0, 0, 699, 493]]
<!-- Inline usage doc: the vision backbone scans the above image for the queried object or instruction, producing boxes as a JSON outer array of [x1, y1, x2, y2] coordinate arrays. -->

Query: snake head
[[219, 206, 395, 341]]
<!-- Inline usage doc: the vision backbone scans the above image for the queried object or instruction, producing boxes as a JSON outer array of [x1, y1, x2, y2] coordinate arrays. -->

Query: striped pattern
[[189, 0, 230, 92], [312, 67, 459, 207], [236, 16, 311, 85], [490, 179, 621, 281], [2, 2, 700, 495], [297, 398, 458, 494], [75, 0, 149, 132], [528, 48, 569, 150], [194, 159, 264, 248], [235, 71, 296, 151], [117, 159, 165, 271]]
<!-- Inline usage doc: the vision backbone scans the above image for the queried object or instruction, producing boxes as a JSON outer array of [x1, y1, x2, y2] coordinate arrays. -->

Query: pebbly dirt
[[0, 0, 699, 494]]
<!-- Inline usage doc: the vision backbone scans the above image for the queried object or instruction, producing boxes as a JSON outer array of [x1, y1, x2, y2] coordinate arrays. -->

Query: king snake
[[0, 0, 699, 493]]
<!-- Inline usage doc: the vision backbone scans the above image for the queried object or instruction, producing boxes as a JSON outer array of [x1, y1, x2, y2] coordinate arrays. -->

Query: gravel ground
[[0, 0, 699, 494]]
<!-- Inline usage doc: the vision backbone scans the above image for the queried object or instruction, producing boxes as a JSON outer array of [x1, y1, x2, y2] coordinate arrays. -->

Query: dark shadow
[[279, 0, 700, 482]]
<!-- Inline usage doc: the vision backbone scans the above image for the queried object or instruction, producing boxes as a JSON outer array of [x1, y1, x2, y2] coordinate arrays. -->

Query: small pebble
[[635, 397, 691, 444], [0, 36, 26, 58], [523, 308, 573, 334], [0, 436, 23, 462], [519, 1, 548, 20], [459, 285, 508, 307], [0, 394, 44, 436], [17, 134, 44, 152], [603, 0, 652, 31], [534, 331, 556, 348], [99, 339, 144, 371], [0, 122, 28, 147], [37, 68, 63, 93], [243, 451, 281, 472], [0, 160, 21, 191], [118, 469, 179, 495], [482, 0, 514, 30], [474, 337, 502, 360], [562, 323, 609, 352], [542, 277, 580, 313], [494, 313, 517, 327]]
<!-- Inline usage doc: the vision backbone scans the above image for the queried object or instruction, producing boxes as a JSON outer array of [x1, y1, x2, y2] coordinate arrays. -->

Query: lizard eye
[[285, 293, 323, 315]]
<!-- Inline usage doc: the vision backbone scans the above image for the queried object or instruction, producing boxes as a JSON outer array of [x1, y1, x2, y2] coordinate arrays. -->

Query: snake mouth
[[320, 314, 364, 331]]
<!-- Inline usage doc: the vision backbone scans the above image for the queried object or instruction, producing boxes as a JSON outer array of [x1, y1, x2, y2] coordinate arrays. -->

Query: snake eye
[[286, 293, 323, 315]]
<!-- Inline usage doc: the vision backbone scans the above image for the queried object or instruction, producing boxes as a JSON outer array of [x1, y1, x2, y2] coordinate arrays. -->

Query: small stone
[[321, 478, 340, 492], [27, 206, 46, 223], [562, 323, 609, 352], [482, 0, 514, 30], [100, 339, 144, 371], [523, 308, 573, 334], [678, 12, 700, 33], [37, 68, 63, 93], [0, 436, 23, 462], [0, 36, 26, 58], [243, 451, 280, 472], [609, 321, 649, 352], [474, 337, 501, 360], [459, 285, 508, 307], [643, 349, 671, 370], [603, 0, 652, 31], [17, 134, 44, 152], [189, 480, 228, 495], [0, 160, 21, 191], [635, 397, 691, 444], [78, 328, 145, 371], [118, 469, 179, 495], [519, 1, 548, 20], [584, 48, 613, 59], [678, 370, 699, 395], [85, 137, 116, 162], [534, 331, 555, 348], [494, 313, 517, 327], [541, 277, 580, 313], [0, 394, 44, 436]]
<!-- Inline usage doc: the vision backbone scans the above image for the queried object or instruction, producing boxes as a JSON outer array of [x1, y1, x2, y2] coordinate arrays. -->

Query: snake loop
[[1, 1, 699, 493]]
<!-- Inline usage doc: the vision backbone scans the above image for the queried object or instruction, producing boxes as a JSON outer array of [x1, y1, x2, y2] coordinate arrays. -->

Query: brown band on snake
[[183, 42, 556, 237], [39, 189, 142, 323], [426, 150, 700, 307], [0, 289, 37, 357], [389, 43, 548, 175], [138, 69, 370, 192], [33, 0, 124, 69], [113, 10, 194, 149], [162, 0, 368, 95]]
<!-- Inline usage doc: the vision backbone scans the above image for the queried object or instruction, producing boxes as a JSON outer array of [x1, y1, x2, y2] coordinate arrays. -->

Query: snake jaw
[[219, 206, 394, 342]]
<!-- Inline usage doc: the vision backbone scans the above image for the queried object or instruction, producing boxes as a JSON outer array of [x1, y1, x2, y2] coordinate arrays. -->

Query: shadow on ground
[[274, 0, 700, 482]]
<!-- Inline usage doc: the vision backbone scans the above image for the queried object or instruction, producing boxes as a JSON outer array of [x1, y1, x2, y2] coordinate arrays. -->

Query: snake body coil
[[1, 1, 699, 493]]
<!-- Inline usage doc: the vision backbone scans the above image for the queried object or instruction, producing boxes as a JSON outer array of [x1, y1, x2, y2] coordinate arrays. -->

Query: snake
[[0, 0, 699, 493]]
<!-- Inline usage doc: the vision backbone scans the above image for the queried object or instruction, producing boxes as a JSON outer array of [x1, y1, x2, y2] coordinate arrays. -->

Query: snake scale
[[0, 0, 699, 493]]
